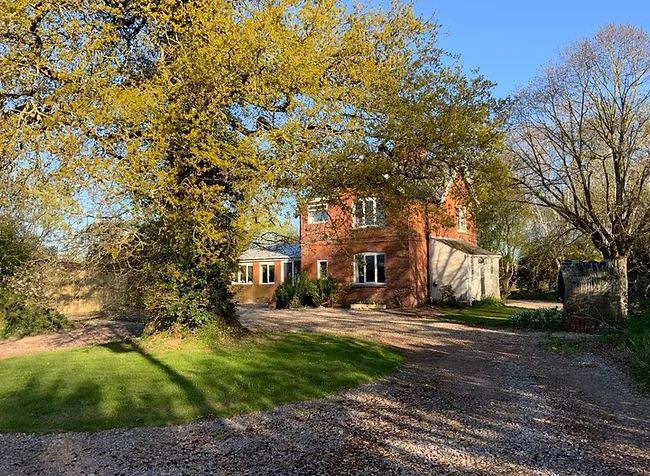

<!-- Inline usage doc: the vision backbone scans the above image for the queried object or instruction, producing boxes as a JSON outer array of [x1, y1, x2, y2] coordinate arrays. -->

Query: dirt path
[[0, 306, 648, 475], [0, 314, 143, 360]]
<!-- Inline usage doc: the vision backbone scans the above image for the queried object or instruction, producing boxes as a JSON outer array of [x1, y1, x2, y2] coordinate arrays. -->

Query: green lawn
[[431, 303, 519, 327], [0, 333, 403, 433]]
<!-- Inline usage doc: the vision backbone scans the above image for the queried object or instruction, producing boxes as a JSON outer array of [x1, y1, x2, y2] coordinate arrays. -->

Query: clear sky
[[368, 0, 650, 98]]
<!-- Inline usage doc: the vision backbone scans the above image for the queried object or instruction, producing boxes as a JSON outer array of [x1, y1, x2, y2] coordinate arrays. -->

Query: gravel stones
[[1, 306, 648, 475]]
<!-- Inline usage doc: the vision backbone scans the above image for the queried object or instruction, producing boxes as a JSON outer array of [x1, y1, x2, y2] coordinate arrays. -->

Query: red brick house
[[233, 172, 500, 307]]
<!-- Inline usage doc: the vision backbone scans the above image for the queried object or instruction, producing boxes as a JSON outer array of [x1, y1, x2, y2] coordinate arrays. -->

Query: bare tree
[[509, 24, 650, 321]]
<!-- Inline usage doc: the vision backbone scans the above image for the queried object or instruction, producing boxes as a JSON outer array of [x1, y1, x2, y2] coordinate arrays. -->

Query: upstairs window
[[233, 264, 253, 284], [354, 253, 386, 285], [307, 202, 328, 224], [457, 206, 468, 233], [260, 263, 275, 284], [353, 198, 385, 228]]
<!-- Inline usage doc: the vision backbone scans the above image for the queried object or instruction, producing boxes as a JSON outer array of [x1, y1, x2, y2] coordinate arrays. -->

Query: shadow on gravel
[[0, 310, 649, 475]]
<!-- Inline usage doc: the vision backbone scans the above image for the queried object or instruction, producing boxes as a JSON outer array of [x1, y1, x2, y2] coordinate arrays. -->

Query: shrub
[[317, 276, 339, 305], [509, 308, 565, 331], [274, 282, 293, 309], [475, 296, 504, 307], [0, 289, 71, 339], [625, 307, 650, 391], [273, 273, 337, 309]]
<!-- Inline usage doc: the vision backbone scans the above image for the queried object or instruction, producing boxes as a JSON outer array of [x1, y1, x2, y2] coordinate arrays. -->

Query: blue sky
[[368, 1, 650, 98]]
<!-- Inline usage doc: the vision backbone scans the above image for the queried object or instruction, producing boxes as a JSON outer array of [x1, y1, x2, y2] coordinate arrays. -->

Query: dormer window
[[353, 198, 385, 228], [457, 206, 467, 233], [307, 201, 328, 224]]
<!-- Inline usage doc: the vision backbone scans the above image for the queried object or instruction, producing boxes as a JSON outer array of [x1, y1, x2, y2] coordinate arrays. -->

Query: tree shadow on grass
[[0, 334, 401, 434]]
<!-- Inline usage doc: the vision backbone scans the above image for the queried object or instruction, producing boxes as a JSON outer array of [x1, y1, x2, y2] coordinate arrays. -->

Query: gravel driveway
[[1, 305, 649, 475]]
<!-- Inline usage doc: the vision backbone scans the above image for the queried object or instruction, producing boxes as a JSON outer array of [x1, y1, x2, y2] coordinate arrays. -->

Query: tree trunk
[[613, 256, 629, 323]]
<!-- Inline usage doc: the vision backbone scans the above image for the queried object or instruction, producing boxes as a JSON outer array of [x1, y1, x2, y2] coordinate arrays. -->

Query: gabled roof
[[433, 238, 500, 256], [239, 243, 301, 261], [407, 166, 459, 204]]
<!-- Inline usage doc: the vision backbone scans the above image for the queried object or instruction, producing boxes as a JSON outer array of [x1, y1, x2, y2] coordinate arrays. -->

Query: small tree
[[509, 24, 650, 321]]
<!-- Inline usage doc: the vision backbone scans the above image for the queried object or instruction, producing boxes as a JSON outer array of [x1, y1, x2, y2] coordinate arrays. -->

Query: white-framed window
[[353, 197, 385, 228], [283, 260, 301, 283], [317, 260, 328, 279], [457, 206, 468, 233], [354, 253, 386, 284], [260, 263, 276, 284], [307, 201, 328, 224], [232, 264, 254, 284]]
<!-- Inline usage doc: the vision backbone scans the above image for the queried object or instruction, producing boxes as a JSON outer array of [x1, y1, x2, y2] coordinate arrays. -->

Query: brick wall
[[231, 259, 284, 304], [300, 177, 475, 307]]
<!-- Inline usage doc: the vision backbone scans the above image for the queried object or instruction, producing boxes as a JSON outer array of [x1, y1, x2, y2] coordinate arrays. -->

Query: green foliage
[[474, 296, 504, 307], [317, 276, 340, 306], [0, 333, 403, 432], [625, 307, 650, 391], [2, 0, 505, 334], [125, 222, 240, 333], [508, 289, 561, 302], [0, 289, 70, 339], [0, 216, 38, 284], [508, 308, 565, 331], [274, 273, 336, 309]]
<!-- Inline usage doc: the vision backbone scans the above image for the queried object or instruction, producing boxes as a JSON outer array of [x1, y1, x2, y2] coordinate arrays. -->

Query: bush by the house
[[0, 289, 71, 339], [474, 296, 504, 307], [317, 276, 340, 306], [274, 273, 339, 309], [508, 308, 564, 331]]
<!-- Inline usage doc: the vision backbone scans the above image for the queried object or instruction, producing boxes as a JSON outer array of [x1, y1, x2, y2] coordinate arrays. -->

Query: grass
[[508, 289, 561, 302], [431, 302, 518, 327], [541, 336, 593, 355], [0, 332, 403, 433]]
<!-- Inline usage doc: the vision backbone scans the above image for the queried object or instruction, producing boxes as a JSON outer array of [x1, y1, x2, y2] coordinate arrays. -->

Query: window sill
[[231, 283, 254, 286], [259, 283, 276, 286], [352, 283, 387, 288], [352, 224, 385, 230]]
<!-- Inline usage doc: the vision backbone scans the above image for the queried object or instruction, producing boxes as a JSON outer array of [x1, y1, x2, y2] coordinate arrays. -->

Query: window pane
[[318, 261, 328, 278], [365, 199, 375, 225], [246, 265, 253, 283], [284, 262, 293, 282], [376, 201, 385, 225], [365, 255, 376, 283], [309, 204, 327, 223], [354, 199, 364, 226], [294, 260, 301, 276], [377, 255, 386, 283], [262, 265, 268, 283], [356, 256, 365, 283], [268, 264, 275, 283]]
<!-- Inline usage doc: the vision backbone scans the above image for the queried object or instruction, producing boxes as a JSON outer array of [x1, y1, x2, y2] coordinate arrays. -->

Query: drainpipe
[[424, 203, 432, 303], [426, 230, 432, 303]]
